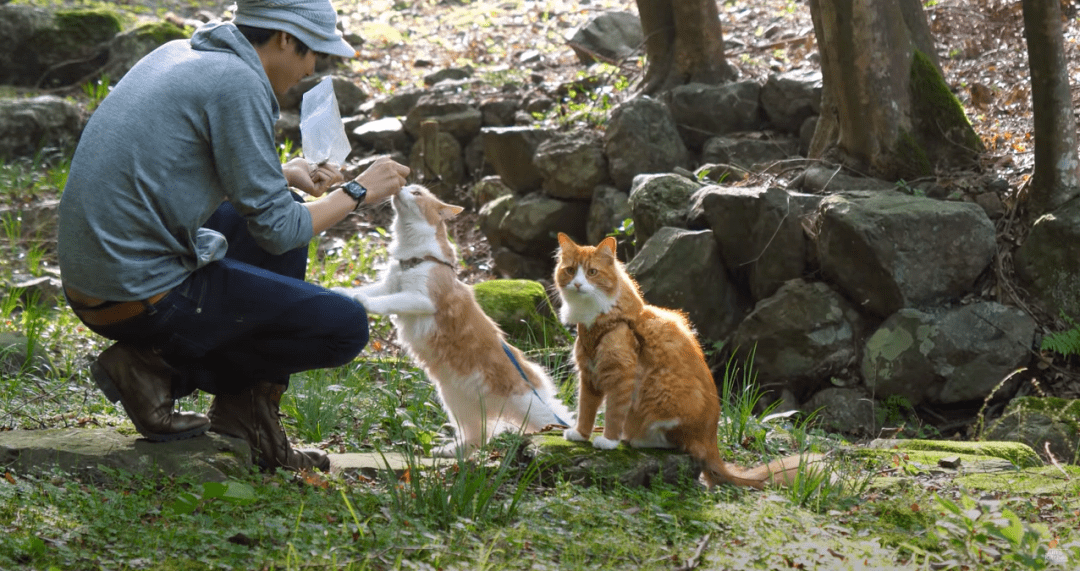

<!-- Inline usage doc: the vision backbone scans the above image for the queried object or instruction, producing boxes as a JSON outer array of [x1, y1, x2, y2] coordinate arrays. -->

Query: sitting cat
[[554, 233, 817, 489], [335, 185, 573, 457]]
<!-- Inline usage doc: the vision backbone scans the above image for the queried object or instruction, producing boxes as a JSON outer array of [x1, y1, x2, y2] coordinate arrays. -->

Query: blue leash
[[501, 342, 569, 426]]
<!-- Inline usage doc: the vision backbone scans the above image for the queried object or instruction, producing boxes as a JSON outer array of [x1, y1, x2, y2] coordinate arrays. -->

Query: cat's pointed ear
[[598, 236, 618, 257], [440, 205, 465, 220], [557, 232, 576, 251]]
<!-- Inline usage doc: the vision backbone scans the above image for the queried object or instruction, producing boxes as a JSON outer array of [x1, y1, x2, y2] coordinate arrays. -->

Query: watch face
[[345, 181, 366, 201]]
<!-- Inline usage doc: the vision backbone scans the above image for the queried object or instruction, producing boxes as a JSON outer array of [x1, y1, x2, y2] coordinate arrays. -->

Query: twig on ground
[[675, 533, 712, 571]]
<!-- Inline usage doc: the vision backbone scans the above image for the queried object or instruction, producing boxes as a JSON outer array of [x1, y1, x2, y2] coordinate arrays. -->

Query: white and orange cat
[[335, 185, 573, 457], [555, 233, 817, 489]]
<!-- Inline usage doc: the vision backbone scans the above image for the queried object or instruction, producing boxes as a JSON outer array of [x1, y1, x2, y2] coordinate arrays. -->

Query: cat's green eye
[[587, 268, 598, 276]]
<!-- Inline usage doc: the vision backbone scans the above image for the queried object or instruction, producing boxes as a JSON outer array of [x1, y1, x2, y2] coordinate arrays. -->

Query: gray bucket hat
[[233, 0, 356, 58]]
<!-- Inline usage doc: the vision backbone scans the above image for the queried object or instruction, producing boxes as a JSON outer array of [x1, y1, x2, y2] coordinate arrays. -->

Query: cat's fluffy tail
[[691, 441, 825, 489]]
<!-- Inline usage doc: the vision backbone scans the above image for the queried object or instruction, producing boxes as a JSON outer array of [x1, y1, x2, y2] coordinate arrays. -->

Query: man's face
[[258, 32, 319, 99]]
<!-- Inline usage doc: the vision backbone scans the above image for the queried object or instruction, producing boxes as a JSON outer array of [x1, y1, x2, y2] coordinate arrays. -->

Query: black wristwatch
[[341, 180, 367, 207]]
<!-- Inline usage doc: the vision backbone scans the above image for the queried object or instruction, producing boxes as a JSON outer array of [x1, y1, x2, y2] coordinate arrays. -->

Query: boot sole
[[90, 359, 209, 442]]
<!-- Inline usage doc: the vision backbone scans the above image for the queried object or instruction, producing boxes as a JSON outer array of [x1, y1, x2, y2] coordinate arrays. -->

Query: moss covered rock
[[984, 397, 1080, 464], [526, 434, 701, 488], [863, 438, 1043, 469], [103, 20, 189, 80], [23, 8, 126, 87], [473, 279, 566, 345]]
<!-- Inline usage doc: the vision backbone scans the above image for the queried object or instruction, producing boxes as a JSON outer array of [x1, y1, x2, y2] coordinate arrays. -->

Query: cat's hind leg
[[625, 418, 680, 449]]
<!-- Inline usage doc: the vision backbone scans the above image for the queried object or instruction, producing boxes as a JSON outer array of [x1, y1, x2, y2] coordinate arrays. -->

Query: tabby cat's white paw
[[592, 435, 620, 450], [332, 287, 368, 306], [564, 428, 589, 443]]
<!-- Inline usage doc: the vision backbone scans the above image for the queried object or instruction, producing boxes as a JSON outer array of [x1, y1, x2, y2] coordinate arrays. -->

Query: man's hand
[[283, 158, 343, 197], [354, 157, 411, 205]]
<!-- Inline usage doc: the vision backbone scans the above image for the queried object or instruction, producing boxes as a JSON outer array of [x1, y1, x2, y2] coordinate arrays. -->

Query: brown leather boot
[[91, 342, 210, 442], [207, 382, 330, 472]]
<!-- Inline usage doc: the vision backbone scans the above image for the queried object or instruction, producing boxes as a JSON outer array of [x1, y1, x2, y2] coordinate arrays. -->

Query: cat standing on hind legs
[[335, 185, 573, 458], [554, 232, 819, 489]]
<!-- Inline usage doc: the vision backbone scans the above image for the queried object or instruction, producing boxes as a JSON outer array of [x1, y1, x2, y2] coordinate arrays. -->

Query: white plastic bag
[[300, 76, 351, 167]]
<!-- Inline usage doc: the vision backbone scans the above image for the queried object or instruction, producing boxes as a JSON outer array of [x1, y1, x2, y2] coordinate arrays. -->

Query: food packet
[[300, 76, 351, 167]]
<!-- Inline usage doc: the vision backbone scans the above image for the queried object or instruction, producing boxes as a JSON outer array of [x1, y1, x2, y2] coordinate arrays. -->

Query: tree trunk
[[1022, 0, 1080, 220], [808, 0, 982, 180], [636, 0, 734, 95]]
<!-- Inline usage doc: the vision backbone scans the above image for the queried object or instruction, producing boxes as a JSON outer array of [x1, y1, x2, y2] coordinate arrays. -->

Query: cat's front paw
[[332, 287, 368, 306], [592, 435, 621, 450], [564, 428, 589, 443]]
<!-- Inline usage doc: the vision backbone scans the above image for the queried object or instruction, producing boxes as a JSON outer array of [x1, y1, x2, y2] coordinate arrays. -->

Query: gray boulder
[[729, 279, 863, 400], [478, 193, 514, 250], [815, 191, 997, 318], [101, 21, 189, 80], [0, 428, 252, 484], [471, 175, 513, 208], [0, 96, 84, 158], [482, 126, 555, 193], [479, 96, 519, 127], [861, 303, 1036, 406], [760, 70, 822, 133], [566, 11, 643, 65], [0, 331, 51, 376], [627, 227, 748, 344], [984, 397, 1079, 465], [604, 97, 688, 191], [701, 135, 800, 172], [277, 74, 366, 116], [533, 131, 609, 201], [409, 129, 464, 199], [373, 89, 425, 119], [1014, 197, 1080, 317], [479, 192, 588, 259], [586, 185, 632, 247], [689, 186, 820, 301], [0, 5, 54, 85], [664, 81, 766, 149], [803, 387, 876, 437], [627, 173, 698, 246], [0, 199, 59, 244], [274, 110, 301, 149], [423, 66, 474, 86], [404, 94, 482, 144], [795, 164, 898, 193], [491, 247, 555, 281], [2, 6, 121, 87], [351, 117, 410, 153]]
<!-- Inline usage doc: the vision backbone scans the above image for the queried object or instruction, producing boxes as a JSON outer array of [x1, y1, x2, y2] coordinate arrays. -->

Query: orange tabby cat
[[555, 233, 815, 489]]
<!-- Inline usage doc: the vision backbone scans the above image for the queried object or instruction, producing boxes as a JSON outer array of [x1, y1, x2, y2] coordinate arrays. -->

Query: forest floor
[[22, 0, 1080, 407], [2, 2, 1080, 570]]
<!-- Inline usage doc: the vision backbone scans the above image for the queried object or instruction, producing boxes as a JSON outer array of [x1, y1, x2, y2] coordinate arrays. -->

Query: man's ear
[[274, 30, 292, 51]]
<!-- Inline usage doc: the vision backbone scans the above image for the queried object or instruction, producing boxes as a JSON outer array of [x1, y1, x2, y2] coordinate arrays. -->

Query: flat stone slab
[[328, 452, 456, 480], [0, 428, 251, 483]]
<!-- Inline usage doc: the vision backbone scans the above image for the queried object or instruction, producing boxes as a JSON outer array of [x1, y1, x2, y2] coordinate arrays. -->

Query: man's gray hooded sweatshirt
[[59, 23, 313, 301]]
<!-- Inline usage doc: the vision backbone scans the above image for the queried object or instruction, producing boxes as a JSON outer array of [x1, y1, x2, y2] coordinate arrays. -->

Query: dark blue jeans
[[84, 198, 368, 397]]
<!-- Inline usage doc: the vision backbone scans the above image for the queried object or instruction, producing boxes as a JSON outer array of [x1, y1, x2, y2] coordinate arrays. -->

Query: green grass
[[2, 156, 1079, 570]]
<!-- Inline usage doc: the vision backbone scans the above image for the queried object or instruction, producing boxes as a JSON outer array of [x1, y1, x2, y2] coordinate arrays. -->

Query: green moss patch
[[473, 279, 568, 346], [527, 433, 701, 488], [862, 438, 1042, 468], [956, 465, 1080, 496], [906, 49, 983, 173]]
